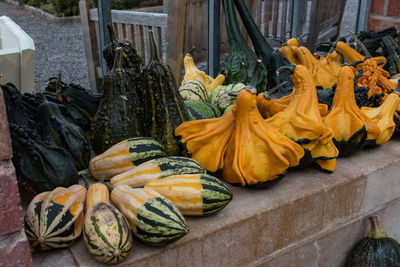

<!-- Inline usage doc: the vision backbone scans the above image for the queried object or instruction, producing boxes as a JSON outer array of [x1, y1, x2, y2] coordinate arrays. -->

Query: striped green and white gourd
[[89, 137, 167, 180], [110, 156, 205, 188], [24, 185, 86, 250], [111, 185, 188, 245], [144, 173, 232, 216], [210, 83, 245, 111], [184, 100, 222, 120], [83, 183, 133, 264], [179, 79, 209, 102]]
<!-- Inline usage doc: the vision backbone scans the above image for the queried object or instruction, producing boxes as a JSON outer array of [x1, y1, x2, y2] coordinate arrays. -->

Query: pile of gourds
[[176, 0, 400, 187]]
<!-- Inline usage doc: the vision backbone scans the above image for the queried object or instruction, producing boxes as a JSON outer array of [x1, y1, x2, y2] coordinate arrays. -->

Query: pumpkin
[[111, 185, 188, 245], [347, 215, 400, 267], [110, 156, 205, 188], [89, 137, 167, 180], [142, 31, 190, 155], [144, 173, 232, 216], [83, 183, 133, 264], [322, 66, 367, 156], [266, 64, 339, 172], [90, 47, 145, 155], [24, 185, 86, 250]]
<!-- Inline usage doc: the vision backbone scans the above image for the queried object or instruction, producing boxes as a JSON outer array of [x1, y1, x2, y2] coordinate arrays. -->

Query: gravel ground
[[0, 0, 90, 91]]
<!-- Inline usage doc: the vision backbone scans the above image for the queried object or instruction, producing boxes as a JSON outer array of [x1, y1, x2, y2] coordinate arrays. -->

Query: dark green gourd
[[233, 0, 293, 92], [38, 97, 90, 170], [90, 48, 144, 155], [220, 0, 267, 92], [103, 23, 143, 71], [347, 215, 400, 267], [142, 31, 190, 156], [9, 123, 78, 194]]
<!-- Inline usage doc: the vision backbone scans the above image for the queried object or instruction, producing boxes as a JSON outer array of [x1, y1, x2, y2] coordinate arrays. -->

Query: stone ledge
[[0, 229, 32, 267], [59, 138, 400, 266], [0, 89, 12, 161]]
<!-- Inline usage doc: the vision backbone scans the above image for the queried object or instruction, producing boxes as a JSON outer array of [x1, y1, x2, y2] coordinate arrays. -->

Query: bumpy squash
[[89, 137, 166, 180], [24, 185, 86, 250], [322, 66, 367, 156], [110, 156, 205, 188], [83, 183, 133, 264], [111, 185, 188, 245], [38, 97, 90, 170], [9, 123, 78, 194], [103, 23, 143, 71], [91, 47, 145, 154], [179, 79, 209, 102], [142, 31, 190, 155], [361, 90, 400, 146], [182, 53, 225, 93], [266, 64, 338, 172], [347, 215, 400, 267], [144, 173, 232, 216]]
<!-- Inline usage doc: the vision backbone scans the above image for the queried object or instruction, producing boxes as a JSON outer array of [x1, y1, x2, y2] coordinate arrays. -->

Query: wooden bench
[[79, 0, 347, 91]]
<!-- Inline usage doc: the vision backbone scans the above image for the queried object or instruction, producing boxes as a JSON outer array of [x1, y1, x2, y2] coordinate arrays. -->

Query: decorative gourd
[[257, 89, 329, 119], [83, 183, 133, 264], [286, 38, 299, 46], [45, 74, 101, 119], [144, 173, 232, 216], [233, 0, 293, 91], [89, 137, 167, 180], [179, 79, 209, 102], [220, 0, 267, 91], [175, 62, 304, 182], [142, 31, 190, 155], [184, 100, 221, 120], [347, 215, 400, 267], [182, 53, 225, 93], [266, 64, 339, 172], [111, 185, 188, 245], [90, 47, 145, 155], [213, 83, 247, 111], [318, 50, 344, 77], [24, 185, 86, 250], [222, 63, 304, 186], [361, 90, 400, 146], [322, 66, 367, 156], [103, 23, 143, 71], [9, 123, 78, 194], [38, 97, 90, 170], [110, 156, 205, 188]]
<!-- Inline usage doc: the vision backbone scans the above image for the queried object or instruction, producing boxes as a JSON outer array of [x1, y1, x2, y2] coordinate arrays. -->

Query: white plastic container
[[0, 16, 35, 93]]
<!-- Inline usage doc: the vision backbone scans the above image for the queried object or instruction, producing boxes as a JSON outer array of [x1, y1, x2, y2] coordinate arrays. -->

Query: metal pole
[[356, 0, 370, 32], [207, 0, 220, 77], [98, 0, 112, 77]]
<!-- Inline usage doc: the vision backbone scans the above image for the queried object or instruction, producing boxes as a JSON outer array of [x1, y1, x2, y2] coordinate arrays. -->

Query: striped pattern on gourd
[[24, 185, 86, 250], [143, 173, 232, 216], [111, 185, 188, 245], [83, 183, 133, 264], [184, 100, 222, 120], [89, 137, 167, 180], [110, 156, 205, 188], [179, 79, 209, 102]]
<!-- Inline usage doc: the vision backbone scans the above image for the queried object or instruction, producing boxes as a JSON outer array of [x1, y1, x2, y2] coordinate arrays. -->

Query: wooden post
[[97, 0, 111, 77], [207, 0, 221, 77], [166, 0, 187, 84], [79, 0, 101, 91], [307, 0, 322, 52]]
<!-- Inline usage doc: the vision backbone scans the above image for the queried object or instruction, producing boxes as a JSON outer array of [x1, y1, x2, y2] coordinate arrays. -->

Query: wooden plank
[[272, 0, 279, 37], [166, 0, 188, 83], [79, 0, 100, 91], [307, 0, 322, 51], [264, 0, 273, 37], [89, 9, 168, 28], [280, 0, 288, 41]]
